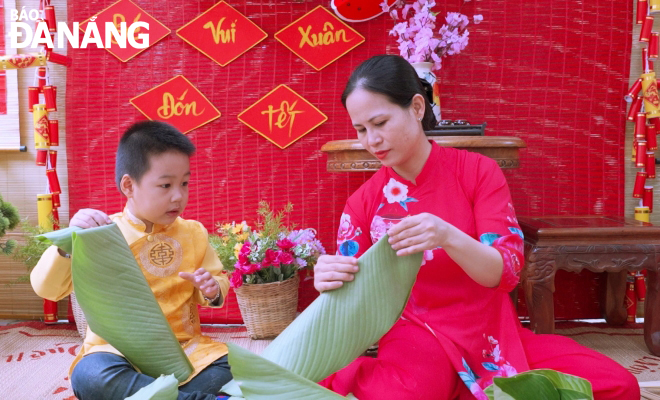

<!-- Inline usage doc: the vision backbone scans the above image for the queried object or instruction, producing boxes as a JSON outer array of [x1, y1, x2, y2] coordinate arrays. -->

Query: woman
[[314, 55, 639, 400]]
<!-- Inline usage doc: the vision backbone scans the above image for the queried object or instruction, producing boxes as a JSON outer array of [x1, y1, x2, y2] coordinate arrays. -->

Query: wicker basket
[[70, 292, 87, 339], [235, 274, 299, 339]]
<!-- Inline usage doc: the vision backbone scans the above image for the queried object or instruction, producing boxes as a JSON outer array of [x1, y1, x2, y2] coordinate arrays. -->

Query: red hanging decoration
[[48, 120, 58, 146], [634, 171, 648, 198], [639, 0, 649, 24], [641, 16, 654, 42], [48, 150, 57, 168], [651, 32, 660, 59], [636, 112, 647, 136], [31, 0, 69, 325], [648, 123, 658, 150], [44, 5, 57, 33], [51, 193, 60, 208], [28, 86, 39, 112], [51, 208, 60, 230], [626, 272, 638, 323], [46, 169, 61, 194], [644, 186, 654, 211], [37, 67, 47, 90], [628, 95, 644, 120], [641, 72, 660, 118], [643, 48, 654, 72], [43, 85, 56, 112], [46, 50, 71, 67], [43, 299, 58, 324], [36, 149, 48, 166], [647, 151, 656, 178], [33, 104, 50, 149], [626, 78, 643, 102], [637, 141, 648, 167], [636, 273, 647, 301]]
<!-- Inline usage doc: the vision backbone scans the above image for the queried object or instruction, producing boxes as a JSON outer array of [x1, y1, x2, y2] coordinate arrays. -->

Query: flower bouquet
[[381, 0, 483, 121], [210, 201, 325, 339], [382, 0, 482, 71]]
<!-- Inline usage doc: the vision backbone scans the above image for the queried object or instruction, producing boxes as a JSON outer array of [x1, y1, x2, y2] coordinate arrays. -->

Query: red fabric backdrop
[[65, 0, 632, 321]]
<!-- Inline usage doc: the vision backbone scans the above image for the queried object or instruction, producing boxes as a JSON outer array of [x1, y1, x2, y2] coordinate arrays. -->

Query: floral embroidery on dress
[[370, 215, 391, 244], [479, 232, 501, 246], [458, 336, 518, 398], [370, 215, 436, 265], [506, 202, 519, 225], [492, 235, 524, 291], [383, 178, 418, 211], [508, 226, 524, 239], [478, 335, 518, 388], [458, 358, 488, 400], [337, 213, 362, 257]]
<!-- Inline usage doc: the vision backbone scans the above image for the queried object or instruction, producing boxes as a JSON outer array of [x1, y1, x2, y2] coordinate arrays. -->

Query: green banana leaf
[[37, 225, 81, 254], [223, 234, 424, 398], [484, 369, 593, 400], [226, 343, 357, 399], [124, 375, 179, 400], [39, 224, 194, 382]]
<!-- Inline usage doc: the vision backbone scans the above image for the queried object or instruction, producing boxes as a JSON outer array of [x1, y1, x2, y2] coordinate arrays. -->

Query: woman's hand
[[314, 254, 359, 292], [69, 208, 112, 229], [387, 213, 455, 256]]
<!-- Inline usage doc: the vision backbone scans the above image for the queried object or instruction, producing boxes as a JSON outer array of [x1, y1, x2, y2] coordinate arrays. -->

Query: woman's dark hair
[[341, 55, 437, 130]]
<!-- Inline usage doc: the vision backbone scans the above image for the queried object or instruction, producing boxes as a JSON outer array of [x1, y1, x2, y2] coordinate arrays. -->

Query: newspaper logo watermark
[[8, 7, 150, 49]]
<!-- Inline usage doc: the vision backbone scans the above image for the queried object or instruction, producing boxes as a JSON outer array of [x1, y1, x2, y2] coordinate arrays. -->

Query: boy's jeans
[[71, 352, 232, 400]]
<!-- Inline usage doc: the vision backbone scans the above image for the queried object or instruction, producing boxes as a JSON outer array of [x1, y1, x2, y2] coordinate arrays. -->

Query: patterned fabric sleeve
[[470, 156, 524, 293], [335, 198, 371, 259]]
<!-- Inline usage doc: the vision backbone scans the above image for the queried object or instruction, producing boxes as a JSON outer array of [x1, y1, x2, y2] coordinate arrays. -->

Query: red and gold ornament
[[648, 123, 658, 150], [647, 152, 657, 178], [639, 0, 649, 24], [642, 72, 660, 118], [628, 95, 644, 121], [48, 120, 58, 146], [634, 171, 648, 198], [626, 272, 638, 323], [644, 185, 654, 211]]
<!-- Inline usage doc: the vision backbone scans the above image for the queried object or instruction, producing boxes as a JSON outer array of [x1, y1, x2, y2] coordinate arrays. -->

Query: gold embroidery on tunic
[[139, 234, 182, 277], [181, 301, 196, 336]]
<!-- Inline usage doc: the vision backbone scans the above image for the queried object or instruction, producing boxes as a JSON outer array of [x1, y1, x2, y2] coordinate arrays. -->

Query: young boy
[[31, 121, 232, 400]]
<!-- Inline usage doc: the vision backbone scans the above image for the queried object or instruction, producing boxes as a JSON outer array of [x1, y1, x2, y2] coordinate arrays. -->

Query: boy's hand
[[179, 268, 219, 300], [70, 208, 112, 229]]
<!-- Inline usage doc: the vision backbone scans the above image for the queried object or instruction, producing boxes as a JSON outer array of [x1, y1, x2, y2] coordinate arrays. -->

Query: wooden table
[[519, 215, 660, 356], [320, 136, 526, 171]]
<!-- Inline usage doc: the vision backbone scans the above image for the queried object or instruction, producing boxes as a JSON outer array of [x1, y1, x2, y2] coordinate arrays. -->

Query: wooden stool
[[518, 215, 660, 356]]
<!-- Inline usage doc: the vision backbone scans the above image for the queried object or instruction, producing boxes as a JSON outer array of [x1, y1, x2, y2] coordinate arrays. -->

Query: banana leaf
[[484, 369, 593, 400], [37, 225, 81, 254], [222, 234, 424, 398], [226, 343, 357, 399], [124, 375, 179, 400], [38, 224, 194, 382]]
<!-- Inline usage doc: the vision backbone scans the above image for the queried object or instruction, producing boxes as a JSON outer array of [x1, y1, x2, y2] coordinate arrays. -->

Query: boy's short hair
[[115, 120, 196, 191]]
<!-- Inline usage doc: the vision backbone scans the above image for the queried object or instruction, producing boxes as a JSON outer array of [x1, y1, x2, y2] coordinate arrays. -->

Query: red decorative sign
[[130, 75, 221, 134], [238, 84, 327, 149], [176, 1, 268, 67], [275, 5, 365, 71], [80, 0, 171, 62]]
